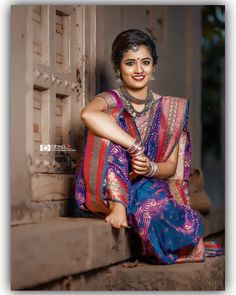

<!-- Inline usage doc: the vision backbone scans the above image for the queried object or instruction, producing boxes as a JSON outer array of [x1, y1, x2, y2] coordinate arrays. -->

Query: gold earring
[[150, 69, 156, 80], [115, 71, 122, 84]]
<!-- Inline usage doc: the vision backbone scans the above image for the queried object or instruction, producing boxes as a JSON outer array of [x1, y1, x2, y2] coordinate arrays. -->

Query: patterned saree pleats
[[76, 103, 125, 214], [203, 241, 224, 256], [175, 237, 205, 263], [83, 131, 110, 214]]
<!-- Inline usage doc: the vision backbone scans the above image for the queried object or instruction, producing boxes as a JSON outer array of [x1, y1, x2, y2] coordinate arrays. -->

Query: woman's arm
[[131, 144, 179, 179], [81, 96, 135, 148]]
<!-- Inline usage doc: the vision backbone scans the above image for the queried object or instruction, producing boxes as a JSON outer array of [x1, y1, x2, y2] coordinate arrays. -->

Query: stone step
[[32, 256, 225, 291], [102, 256, 225, 291], [11, 217, 132, 290], [11, 208, 224, 290]]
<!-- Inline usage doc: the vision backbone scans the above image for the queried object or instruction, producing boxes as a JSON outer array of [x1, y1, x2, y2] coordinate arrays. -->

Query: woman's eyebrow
[[124, 57, 152, 62]]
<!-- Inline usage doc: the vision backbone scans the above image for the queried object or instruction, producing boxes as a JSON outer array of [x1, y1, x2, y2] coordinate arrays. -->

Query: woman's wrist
[[146, 160, 152, 175], [126, 138, 144, 157]]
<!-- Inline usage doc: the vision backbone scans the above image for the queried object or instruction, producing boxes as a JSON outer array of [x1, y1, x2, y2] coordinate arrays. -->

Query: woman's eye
[[143, 60, 150, 65], [125, 62, 134, 66]]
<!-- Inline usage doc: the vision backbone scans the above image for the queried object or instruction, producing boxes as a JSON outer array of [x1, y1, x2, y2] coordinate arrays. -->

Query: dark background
[[201, 5, 225, 208]]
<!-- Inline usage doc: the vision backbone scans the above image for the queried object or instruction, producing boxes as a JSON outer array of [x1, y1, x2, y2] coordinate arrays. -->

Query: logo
[[40, 144, 51, 152], [39, 144, 76, 152]]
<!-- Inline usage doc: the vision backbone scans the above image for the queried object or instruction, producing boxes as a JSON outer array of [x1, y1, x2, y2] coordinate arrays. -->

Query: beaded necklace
[[119, 86, 155, 118]]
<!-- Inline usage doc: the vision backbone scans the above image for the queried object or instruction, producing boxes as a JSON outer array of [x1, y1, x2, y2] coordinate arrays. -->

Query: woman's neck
[[124, 86, 148, 99]]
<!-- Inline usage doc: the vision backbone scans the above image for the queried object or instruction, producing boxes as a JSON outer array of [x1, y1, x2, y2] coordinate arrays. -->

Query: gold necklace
[[119, 87, 155, 118], [119, 85, 150, 105]]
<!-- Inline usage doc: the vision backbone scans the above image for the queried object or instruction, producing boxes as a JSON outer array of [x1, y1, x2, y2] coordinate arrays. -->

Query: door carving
[[26, 5, 96, 203]]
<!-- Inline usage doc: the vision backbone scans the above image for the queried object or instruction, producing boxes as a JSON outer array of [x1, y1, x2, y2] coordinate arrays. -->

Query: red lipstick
[[132, 75, 145, 81]]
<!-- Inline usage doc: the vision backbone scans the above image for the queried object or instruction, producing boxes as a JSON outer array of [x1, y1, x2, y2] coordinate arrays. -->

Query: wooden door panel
[[55, 10, 70, 72], [31, 173, 74, 201], [27, 5, 96, 203], [32, 6, 48, 65]]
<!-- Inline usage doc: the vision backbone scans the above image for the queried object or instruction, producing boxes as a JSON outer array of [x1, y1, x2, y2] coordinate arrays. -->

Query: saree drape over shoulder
[[74, 90, 223, 264]]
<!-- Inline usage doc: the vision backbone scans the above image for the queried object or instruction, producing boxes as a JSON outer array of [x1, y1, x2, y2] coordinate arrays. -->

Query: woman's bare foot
[[105, 202, 128, 229]]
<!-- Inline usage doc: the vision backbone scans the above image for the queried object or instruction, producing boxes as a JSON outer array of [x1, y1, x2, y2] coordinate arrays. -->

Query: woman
[[74, 29, 223, 264]]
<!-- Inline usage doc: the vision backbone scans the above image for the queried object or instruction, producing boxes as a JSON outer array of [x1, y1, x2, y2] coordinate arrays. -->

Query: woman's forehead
[[122, 45, 152, 60]]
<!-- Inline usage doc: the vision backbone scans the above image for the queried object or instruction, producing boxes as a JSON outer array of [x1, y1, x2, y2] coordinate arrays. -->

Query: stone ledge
[[11, 207, 225, 290], [11, 217, 132, 290], [102, 256, 224, 291], [32, 256, 225, 291]]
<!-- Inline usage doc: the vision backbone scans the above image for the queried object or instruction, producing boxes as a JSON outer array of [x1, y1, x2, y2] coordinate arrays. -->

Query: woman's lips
[[132, 75, 145, 81]]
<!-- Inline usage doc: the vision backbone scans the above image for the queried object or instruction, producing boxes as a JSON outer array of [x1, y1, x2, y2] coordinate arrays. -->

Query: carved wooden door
[[26, 5, 96, 206]]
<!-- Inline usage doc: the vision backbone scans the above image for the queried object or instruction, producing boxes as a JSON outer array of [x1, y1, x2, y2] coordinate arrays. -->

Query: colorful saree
[[74, 89, 223, 264]]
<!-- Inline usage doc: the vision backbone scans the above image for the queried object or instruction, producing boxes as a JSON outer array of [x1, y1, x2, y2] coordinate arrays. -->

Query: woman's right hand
[[130, 154, 151, 176]]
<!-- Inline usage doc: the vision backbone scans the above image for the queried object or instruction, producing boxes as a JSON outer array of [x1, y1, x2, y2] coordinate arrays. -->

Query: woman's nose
[[134, 62, 144, 73]]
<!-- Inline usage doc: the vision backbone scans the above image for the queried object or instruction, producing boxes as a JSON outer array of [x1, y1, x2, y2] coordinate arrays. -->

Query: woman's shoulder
[[94, 89, 120, 110], [95, 89, 119, 98]]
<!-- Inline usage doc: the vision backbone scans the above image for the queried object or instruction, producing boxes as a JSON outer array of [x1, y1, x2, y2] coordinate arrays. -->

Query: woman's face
[[119, 45, 154, 90]]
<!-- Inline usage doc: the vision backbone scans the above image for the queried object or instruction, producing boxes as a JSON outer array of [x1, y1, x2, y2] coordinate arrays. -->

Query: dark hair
[[111, 29, 158, 73]]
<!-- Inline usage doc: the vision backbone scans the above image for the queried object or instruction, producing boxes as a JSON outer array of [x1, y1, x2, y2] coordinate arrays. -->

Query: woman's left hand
[[130, 154, 150, 175]]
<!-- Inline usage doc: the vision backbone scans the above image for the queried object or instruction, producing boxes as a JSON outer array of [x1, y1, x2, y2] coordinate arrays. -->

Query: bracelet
[[126, 139, 144, 157], [145, 161, 159, 177]]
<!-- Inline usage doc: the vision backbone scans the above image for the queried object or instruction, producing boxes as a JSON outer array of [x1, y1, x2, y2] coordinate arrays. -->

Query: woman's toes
[[112, 223, 119, 229], [105, 216, 113, 225], [122, 222, 128, 228], [105, 213, 128, 229], [105, 216, 110, 223], [113, 220, 120, 229]]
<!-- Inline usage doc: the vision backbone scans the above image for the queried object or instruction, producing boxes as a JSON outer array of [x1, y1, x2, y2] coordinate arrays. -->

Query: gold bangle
[[126, 139, 144, 157], [145, 161, 159, 177]]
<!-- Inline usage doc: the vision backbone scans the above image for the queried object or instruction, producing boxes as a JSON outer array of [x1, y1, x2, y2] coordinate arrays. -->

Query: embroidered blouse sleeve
[[98, 91, 117, 111]]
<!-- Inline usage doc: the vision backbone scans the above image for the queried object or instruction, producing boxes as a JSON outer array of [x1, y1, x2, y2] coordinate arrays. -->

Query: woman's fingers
[[131, 158, 148, 166], [130, 155, 150, 175], [132, 169, 146, 175], [133, 155, 147, 162], [131, 164, 147, 172], [132, 165, 149, 175], [132, 160, 146, 167], [131, 158, 149, 169]]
